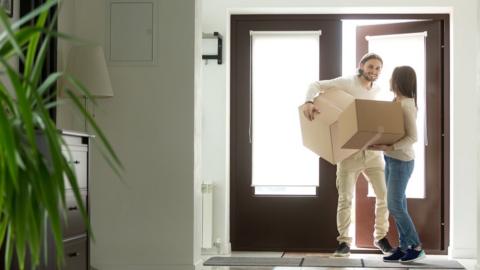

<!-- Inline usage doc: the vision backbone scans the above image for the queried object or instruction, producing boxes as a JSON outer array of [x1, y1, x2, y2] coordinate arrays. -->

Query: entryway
[[230, 14, 449, 253]]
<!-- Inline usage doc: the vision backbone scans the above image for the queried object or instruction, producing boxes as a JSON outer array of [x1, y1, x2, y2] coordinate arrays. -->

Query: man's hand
[[302, 102, 319, 121], [368, 144, 393, 151]]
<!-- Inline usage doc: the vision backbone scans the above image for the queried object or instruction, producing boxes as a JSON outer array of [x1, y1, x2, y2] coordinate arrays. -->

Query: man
[[302, 53, 393, 257]]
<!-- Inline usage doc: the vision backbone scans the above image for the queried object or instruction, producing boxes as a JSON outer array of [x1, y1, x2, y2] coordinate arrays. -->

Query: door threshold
[[350, 247, 382, 254]]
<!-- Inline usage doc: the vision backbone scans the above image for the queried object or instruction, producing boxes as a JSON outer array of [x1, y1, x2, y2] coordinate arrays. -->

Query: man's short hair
[[357, 53, 383, 75]]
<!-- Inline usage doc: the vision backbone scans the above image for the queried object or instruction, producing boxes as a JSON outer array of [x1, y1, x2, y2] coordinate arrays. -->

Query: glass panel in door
[[251, 31, 320, 195]]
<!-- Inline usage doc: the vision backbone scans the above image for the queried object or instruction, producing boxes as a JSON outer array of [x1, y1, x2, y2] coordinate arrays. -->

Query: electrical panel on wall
[[106, 0, 157, 65]]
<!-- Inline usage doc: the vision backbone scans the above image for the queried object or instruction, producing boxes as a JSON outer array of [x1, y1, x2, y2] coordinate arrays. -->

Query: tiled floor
[[201, 251, 477, 270]]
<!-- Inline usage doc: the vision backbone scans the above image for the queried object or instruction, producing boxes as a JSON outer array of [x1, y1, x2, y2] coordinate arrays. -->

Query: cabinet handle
[[68, 206, 78, 211], [67, 252, 80, 257]]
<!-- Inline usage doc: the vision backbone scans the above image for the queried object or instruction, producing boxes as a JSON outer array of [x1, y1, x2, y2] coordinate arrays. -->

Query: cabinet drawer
[[62, 145, 88, 190], [63, 192, 87, 239], [63, 237, 87, 270], [62, 134, 86, 146]]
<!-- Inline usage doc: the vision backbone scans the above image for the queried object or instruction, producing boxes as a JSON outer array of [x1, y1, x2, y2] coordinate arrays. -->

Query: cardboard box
[[338, 99, 405, 149], [298, 90, 357, 164]]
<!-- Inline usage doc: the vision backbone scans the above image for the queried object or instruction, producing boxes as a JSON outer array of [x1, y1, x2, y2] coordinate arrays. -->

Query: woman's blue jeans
[[384, 156, 421, 249]]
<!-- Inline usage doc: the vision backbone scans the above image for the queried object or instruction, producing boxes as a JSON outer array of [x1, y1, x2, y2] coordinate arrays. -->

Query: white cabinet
[[61, 130, 91, 270], [63, 144, 88, 190]]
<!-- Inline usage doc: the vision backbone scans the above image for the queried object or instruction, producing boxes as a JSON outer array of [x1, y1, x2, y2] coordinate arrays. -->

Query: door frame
[[229, 13, 449, 253]]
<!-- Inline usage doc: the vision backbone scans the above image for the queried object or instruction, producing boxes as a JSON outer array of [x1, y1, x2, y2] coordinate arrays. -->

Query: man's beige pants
[[336, 150, 389, 246]]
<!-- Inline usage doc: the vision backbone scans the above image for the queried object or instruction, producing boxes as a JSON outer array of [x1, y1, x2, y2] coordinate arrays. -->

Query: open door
[[355, 20, 447, 253]]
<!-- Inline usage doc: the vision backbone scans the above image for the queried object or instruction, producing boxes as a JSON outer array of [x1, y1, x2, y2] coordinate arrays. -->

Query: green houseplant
[[0, 0, 122, 269]]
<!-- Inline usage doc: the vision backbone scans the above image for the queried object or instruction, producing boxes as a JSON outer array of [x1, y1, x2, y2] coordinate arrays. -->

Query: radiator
[[202, 183, 214, 248]]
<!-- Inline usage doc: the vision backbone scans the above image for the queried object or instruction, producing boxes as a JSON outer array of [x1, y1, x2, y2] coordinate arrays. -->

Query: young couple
[[302, 53, 425, 263]]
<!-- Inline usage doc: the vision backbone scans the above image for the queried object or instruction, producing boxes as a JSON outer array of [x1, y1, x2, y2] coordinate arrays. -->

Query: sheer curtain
[[250, 31, 321, 195], [367, 32, 427, 198]]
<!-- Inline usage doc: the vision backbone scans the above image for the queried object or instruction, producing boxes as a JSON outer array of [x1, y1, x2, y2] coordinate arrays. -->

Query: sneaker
[[400, 247, 426, 263], [374, 237, 393, 254], [332, 242, 350, 257], [383, 247, 405, 262]]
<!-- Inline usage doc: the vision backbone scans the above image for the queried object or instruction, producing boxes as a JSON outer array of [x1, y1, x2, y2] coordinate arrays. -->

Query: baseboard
[[194, 258, 203, 270], [201, 242, 231, 255], [221, 242, 232, 254], [91, 263, 197, 270], [448, 246, 477, 259]]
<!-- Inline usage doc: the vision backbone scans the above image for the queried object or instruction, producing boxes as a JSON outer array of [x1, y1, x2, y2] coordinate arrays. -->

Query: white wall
[[194, 0, 204, 266], [202, 0, 479, 259], [57, 0, 201, 269], [477, 2, 480, 268], [57, 0, 85, 131]]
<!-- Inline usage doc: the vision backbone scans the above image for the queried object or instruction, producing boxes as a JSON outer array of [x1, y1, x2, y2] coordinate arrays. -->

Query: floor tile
[[230, 251, 284, 257], [283, 252, 331, 258]]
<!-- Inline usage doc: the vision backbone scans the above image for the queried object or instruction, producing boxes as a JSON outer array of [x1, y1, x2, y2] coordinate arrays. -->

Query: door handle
[[67, 252, 80, 257]]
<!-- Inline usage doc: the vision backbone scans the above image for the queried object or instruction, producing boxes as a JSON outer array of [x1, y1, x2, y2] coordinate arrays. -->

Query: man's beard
[[361, 72, 378, 82]]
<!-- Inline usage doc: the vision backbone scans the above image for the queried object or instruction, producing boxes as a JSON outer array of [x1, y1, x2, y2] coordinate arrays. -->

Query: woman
[[369, 66, 426, 263]]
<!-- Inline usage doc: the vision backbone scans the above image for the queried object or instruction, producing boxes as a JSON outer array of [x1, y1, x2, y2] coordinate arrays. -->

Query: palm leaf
[[0, 10, 25, 61], [0, 0, 123, 269]]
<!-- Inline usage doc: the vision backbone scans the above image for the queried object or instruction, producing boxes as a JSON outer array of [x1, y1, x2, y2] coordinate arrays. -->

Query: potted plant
[[0, 0, 122, 269]]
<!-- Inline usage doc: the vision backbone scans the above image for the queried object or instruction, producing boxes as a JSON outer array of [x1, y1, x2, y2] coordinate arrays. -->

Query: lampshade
[[65, 45, 113, 97]]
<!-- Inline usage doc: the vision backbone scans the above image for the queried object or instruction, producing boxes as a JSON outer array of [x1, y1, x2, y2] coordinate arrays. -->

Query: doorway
[[230, 14, 449, 253]]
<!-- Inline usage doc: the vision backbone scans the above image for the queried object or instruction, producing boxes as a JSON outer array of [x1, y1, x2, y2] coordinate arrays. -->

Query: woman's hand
[[302, 102, 319, 121], [368, 144, 394, 151]]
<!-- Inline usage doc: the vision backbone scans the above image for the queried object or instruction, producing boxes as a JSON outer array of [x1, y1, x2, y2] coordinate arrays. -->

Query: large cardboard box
[[338, 99, 405, 149], [298, 90, 357, 164]]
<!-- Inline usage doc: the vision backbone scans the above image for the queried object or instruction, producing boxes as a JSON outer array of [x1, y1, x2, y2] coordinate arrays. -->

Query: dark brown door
[[355, 20, 448, 253], [230, 15, 342, 251]]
